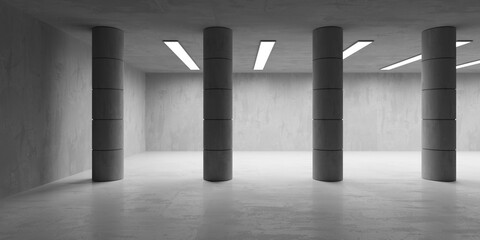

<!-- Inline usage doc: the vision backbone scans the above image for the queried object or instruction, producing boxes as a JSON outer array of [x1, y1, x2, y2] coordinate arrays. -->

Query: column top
[[422, 26, 456, 60], [92, 26, 123, 32], [314, 26, 343, 31], [204, 27, 232, 59], [313, 27, 343, 59], [422, 26, 455, 33], [92, 26, 124, 60], [204, 26, 232, 31]]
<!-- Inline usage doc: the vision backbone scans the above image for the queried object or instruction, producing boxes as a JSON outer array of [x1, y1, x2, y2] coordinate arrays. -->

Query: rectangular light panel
[[381, 40, 472, 71], [254, 41, 276, 70], [381, 54, 422, 71], [343, 40, 374, 59], [457, 59, 480, 69], [163, 41, 199, 70], [456, 40, 472, 47]]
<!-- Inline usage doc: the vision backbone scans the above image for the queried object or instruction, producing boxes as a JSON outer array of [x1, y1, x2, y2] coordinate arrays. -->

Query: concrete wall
[[124, 66, 146, 156], [344, 73, 420, 150], [146, 73, 202, 150], [0, 1, 145, 198], [458, 73, 480, 150], [146, 72, 480, 151]]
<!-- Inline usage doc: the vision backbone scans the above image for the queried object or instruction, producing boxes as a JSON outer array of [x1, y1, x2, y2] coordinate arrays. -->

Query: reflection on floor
[[1, 151, 480, 240]]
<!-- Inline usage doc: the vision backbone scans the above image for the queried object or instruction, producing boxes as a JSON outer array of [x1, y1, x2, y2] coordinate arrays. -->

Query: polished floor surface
[[1, 151, 480, 240]]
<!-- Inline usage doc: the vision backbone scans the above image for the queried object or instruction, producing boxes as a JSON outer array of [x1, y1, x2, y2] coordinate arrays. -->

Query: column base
[[204, 150, 232, 182], [92, 150, 124, 182], [313, 150, 342, 182], [422, 149, 456, 182]]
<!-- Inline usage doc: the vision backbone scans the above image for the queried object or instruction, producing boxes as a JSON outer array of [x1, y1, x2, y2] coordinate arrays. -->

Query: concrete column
[[312, 26, 343, 182], [92, 26, 124, 182], [203, 27, 233, 181], [422, 26, 456, 182]]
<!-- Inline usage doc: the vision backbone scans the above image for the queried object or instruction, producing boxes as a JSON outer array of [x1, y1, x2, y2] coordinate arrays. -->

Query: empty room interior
[[1, 0, 480, 239]]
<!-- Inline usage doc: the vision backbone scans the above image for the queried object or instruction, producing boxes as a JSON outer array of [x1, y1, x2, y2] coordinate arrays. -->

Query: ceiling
[[4, 0, 480, 73]]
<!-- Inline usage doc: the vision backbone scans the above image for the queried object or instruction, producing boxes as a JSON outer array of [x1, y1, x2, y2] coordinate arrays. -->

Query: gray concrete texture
[[422, 149, 456, 181], [203, 59, 232, 89], [422, 89, 456, 119], [203, 27, 233, 181], [422, 120, 456, 150], [421, 27, 456, 60], [421, 59, 456, 89], [146, 72, 440, 151], [204, 90, 232, 119], [92, 59, 124, 89], [312, 150, 343, 181], [313, 89, 343, 119], [203, 150, 233, 181], [123, 64, 146, 157], [312, 27, 343, 181], [203, 120, 233, 150], [92, 120, 124, 150], [5, 0, 480, 73], [4, 151, 480, 239], [313, 120, 343, 150], [92, 149, 124, 181], [312, 27, 343, 60], [203, 27, 233, 60], [421, 27, 456, 182], [92, 27, 124, 60], [92, 26, 124, 182], [0, 1, 146, 198], [92, 89, 123, 119], [312, 59, 343, 89], [0, 2, 91, 198]]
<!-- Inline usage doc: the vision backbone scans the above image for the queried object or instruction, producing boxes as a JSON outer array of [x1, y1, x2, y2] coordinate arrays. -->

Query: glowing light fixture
[[254, 40, 276, 70], [381, 54, 422, 71], [457, 59, 480, 69], [456, 40, 472, 47], [381, 40, 472, 71], [163, 41, 199, 70], [343, 40, 374, 59]]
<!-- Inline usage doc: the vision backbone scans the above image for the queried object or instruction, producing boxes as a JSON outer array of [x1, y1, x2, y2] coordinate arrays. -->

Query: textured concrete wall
[[457, 73, 480, 151], [124, 65, 146, 156], [0, 2, 91, 198], [344, 73, 421, 150], [146, 73, 203, 150], [233, 73, 312, 150], [0, 1, 145, 198], [146, 72, 480, 151]]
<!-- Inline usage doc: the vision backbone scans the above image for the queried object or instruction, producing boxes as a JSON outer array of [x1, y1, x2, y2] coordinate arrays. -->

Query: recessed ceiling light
[[457, 59, 480, 69], [456, 40, 472, 47], [163, 40, 199, 70], [343, 40, 374, 59], [381, 40, 472, 71], [254, 40, 276, 70], [381, 54, 422, 71]]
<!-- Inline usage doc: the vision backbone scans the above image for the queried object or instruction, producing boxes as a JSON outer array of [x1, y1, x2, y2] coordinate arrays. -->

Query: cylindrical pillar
[[422, 26, 456, 182], [203, 27, 233, 181], [312, 26, 343, 182], [92, 26, 124, 182]]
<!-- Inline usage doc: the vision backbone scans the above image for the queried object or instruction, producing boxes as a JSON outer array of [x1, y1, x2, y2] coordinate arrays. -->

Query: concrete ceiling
[[4, 0, 480, 73]]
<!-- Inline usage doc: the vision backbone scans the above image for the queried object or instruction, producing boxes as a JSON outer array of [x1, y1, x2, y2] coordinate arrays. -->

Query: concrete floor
[[1, 151, 480, 240]]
